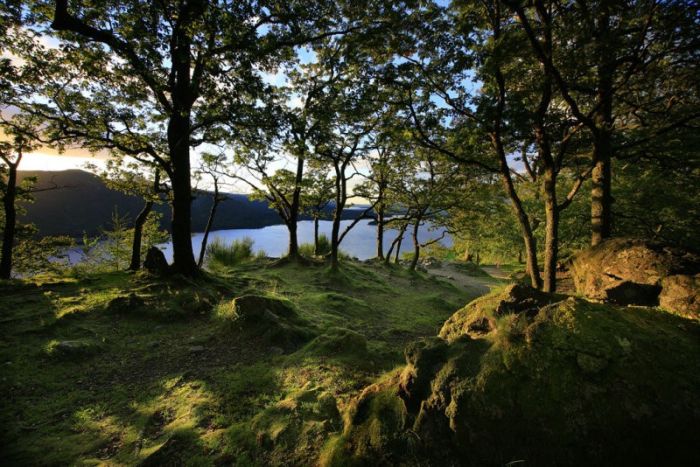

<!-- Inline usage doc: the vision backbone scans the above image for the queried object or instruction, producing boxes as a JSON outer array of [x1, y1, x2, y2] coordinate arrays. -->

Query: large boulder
[[571, 238, 699, 309], [439, 284, 560, 342], [325, 296, 700, 467], [659, 274, 700, 319]]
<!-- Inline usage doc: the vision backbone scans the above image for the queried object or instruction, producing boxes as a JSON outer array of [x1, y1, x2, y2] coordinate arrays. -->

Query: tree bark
[[287, 220, 299, 259], [313, 216, 320, 255], [409, 217, 422, 271], [286, 155, 305, 259], [542, 166, 559, 292], [0, 161, 18, 279], [394, 231, 404, 264], [591, 130, 613, 246], [168, 20, 197, 275], [168, 114, 197, 275], [129, 200, 153, 271], [329, 161, 346, 271], [376, 206, 385, 260]]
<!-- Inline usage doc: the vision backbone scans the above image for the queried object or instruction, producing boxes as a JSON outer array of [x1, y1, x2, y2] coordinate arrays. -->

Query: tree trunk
[[330, 206, 341, 270], [376, 207, 385, 260], [168, 122, 196, 275], [394, 233, 404, 264], [129, 200, 154, 271], [591, 131, 612, 246], [167, 18, 197, 276], [492, 68, 542, 289], [287, 154, 305, 259], [287, 221, 299, 259], [542, 166, 559, 292], [198, 187, 220, 267], [0, 162, 18, 279], [329, 162, 346, 271], [313, 216, 320, 255], [409, 218, 421, 271]]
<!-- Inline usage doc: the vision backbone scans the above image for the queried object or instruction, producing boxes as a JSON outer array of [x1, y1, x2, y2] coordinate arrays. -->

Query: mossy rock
[[45, 338, 103, 359], [297, 328, 372, 367], [336, 295, 700, 466], [439, 284, 561, 342], [226, 294, 315, 351], [571, 237, 700, 305], [659, 274, 700, 319]]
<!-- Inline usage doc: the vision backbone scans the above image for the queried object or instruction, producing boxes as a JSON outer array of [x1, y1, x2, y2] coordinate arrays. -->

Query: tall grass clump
[[206, 237, 254, 266], [299, 234, 332, 257]]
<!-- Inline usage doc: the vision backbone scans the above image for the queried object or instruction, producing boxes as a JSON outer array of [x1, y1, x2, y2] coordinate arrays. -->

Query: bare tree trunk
[[542, 166, 559, 292], [287, 221, 299, 259], [329, 162, 346, 271], [197, 185, 221, 267], [0, 161, 19, 279], [394, 233, 404, 264], [385, 222, 407, 265], [376, 207, 385, 260], [591, 131, 612, 246], [129, 200, 154, 271], [409, 217, 422, 271], [313, 216, 320, 255], [287, 154, 305, 259]]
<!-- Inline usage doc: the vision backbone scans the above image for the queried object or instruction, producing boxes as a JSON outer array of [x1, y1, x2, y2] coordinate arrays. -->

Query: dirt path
[[480, 265, 511, 280], [427, 263, 507, 296]]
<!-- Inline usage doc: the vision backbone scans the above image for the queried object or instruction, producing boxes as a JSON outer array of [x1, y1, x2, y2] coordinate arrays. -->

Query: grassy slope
[[0, 260, 479, 465]]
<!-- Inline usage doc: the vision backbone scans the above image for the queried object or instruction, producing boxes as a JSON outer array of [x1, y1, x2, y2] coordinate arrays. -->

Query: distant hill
[[17, 170, 364, 237]]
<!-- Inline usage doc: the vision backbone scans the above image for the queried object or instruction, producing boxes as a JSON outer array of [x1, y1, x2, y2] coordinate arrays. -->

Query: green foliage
[[12, 235, 75, 276], [299, 233, 332, 257], [205, 237, 255, 267]]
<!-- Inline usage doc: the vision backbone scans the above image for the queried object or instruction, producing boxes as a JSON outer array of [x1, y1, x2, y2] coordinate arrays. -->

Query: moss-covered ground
[[326, 285, 700, 466], [0, 260, 479, 465]]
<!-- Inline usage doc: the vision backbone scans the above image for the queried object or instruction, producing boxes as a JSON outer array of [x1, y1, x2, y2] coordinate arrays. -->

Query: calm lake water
[[159, 219, 451, 261]]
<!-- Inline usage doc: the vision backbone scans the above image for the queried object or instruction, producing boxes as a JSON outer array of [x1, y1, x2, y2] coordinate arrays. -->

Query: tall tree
[[29, 0, 363, 275], [505, 0, 700, 246]]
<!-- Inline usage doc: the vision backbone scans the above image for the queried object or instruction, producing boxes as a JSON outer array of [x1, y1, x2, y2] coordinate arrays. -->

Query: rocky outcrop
[[325, 290, 700, 467], [439, 284, 560, 342], [571, 238, 699, 314], [659, 274, 700, 319]]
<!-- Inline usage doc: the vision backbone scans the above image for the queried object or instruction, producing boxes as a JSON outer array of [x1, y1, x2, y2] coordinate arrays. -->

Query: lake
[[159, 219, 451, 261]]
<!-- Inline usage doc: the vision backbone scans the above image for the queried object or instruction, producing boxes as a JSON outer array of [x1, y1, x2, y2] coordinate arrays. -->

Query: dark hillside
[[17, 170, 362, 237]]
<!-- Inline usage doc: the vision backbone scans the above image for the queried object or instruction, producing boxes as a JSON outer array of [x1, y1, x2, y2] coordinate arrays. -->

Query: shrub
[[299, 234, 332, 257], [206, 237, 254, 266]]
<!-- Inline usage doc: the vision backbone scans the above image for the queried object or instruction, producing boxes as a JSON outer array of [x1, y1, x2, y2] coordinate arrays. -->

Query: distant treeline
[[18, 170, 364, 238]]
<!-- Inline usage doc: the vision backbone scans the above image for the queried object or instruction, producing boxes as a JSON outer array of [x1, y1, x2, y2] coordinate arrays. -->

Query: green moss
[[336, 293, 700, 466], [0, 261, 478, 466]]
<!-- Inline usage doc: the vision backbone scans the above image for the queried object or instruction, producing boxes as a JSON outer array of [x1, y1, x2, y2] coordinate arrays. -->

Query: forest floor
[[0, 259, 497, 466]]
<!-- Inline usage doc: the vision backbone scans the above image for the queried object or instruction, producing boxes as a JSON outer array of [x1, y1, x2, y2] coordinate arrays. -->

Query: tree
[[194, 152, 228, 267], [0, 136, 30, 279], [300, 167, 334, 256], [26, 0, 363, 276], [505, 0, 700, 246], [392, 0, 543, 287], [90, 160, 165, 271]]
